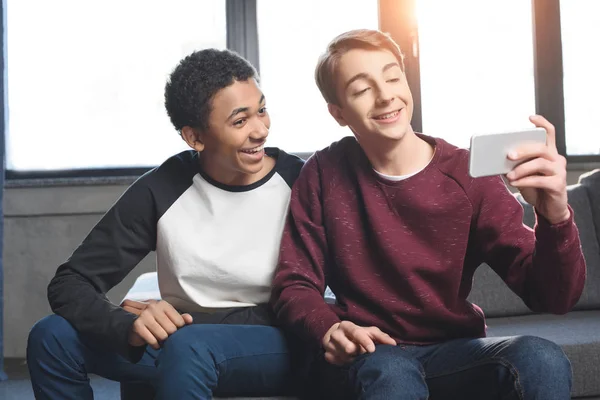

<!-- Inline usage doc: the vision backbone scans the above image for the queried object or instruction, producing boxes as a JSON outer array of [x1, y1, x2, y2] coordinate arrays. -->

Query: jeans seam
[[426, 357, 524, 400]]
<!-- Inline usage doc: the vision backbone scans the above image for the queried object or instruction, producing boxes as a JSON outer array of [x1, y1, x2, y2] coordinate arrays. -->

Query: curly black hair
[[164, 49, 258, 132]]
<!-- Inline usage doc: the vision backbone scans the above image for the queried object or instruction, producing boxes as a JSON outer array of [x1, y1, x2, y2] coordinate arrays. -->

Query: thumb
[[182, 313, 194, 324]]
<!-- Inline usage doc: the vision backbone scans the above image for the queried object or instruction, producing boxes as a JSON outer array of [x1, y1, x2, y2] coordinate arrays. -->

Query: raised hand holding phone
[[505, 115, 570, 224]]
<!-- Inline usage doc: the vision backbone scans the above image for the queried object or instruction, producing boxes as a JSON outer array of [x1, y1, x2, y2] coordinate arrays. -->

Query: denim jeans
[[313, 335, 572, 400], [27, 315, 295, 399]]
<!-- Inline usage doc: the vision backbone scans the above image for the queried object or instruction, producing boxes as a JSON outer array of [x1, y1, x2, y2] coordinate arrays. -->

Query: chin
[[379, 125, 410, 141], [242, 162, 264, 175]]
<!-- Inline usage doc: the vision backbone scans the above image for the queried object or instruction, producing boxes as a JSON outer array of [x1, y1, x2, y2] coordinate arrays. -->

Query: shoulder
[[315, 136, 360, 162], [302, 136, 360, 174], [120, 150, 199, 218], [268, 147, 305, 188]]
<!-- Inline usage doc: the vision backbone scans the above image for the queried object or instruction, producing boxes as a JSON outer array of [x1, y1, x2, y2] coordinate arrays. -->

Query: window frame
[[379, 0, 600, 167]]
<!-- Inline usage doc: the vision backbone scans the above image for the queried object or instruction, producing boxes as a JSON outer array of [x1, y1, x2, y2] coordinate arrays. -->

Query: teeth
[[375, 111, 399, 120], [242, 144, 264, 154]]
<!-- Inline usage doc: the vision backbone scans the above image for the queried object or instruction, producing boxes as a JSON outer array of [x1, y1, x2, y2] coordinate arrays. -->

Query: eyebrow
[[226, 94, 266, 122], [344, 62, 401, 90]]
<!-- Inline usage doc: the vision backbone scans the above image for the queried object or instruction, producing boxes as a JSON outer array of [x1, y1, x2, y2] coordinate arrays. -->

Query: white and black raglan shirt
[[47, 148, 304, 360]]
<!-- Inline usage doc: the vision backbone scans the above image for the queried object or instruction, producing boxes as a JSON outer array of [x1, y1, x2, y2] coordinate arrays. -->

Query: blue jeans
[[314, 336, 572, 400], [27, 315, 295, 399]]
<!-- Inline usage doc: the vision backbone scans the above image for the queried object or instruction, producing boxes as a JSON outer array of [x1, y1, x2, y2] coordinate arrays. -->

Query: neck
[[199, 154, 274, 186], [359, 128, 434, 176]]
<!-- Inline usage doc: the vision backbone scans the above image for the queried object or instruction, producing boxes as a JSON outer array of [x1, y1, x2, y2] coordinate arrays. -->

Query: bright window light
[[257, 0, 379, 153], [560, 0, 600, 155], [6, 0, 227, 171], [417, 0, 536, 149]]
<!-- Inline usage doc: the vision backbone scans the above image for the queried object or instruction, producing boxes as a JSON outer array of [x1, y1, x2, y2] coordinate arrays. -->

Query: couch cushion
[[468, 264, 532, 317], [468, 181, 600, 317], [486, 311, 600, 398]]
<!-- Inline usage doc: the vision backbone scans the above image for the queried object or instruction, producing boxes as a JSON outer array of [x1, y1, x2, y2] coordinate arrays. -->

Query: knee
[[355, 345, 424, 382], [507, 336, 571, 378], [27, 315, 79, 360], [351, 345, 427, 397], [158, 325, 223, 371]]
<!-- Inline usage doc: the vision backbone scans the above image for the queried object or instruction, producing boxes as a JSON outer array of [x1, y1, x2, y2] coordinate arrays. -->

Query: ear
[[180, 126, 205, 152], [328, 103, 347, 127]]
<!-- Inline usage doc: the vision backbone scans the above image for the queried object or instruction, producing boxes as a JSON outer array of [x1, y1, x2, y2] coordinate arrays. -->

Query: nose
[[375, 83, 395, 106], [250, 118, 269, 141]]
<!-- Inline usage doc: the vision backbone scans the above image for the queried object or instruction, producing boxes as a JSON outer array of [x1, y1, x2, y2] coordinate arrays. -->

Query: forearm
[[272, 284, 340, 346], [48, 267, 142, 360], [527, 207, 586, 313]]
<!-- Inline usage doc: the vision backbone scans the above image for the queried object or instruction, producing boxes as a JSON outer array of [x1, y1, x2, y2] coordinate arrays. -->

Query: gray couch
[[466, 169, 600, 399], [123, 169, 600, 399]]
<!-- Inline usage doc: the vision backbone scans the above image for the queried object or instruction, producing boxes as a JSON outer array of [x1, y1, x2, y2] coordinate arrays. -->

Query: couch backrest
[[468, 173, 600, 318], [580, 169, 600, 243]]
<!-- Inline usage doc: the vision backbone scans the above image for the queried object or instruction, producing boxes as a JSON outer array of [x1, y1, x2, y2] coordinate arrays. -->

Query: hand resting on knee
[[322, 320, 396, 366]]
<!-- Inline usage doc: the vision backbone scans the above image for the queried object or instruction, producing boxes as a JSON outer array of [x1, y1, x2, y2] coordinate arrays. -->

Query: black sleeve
[[47, 174, 158, 361], [275, 149, 305, 189]]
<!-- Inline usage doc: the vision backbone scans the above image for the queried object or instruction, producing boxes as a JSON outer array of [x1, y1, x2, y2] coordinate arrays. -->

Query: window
[[257, 0, 378, 153], [560, 0, 600, 155], [416, 0, 536, 149], [6, 0, 227, 172]]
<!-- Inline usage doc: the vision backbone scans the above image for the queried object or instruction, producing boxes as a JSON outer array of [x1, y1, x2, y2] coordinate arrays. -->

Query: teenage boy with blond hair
[[271, 29, 585, 399]]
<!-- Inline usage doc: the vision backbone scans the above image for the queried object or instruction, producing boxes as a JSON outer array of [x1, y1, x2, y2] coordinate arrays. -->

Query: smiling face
[[182, 78, 272, 185], [328, 48, 414, 145]]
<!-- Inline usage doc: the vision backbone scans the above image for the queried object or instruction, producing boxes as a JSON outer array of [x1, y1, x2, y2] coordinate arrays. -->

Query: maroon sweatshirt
[[271, 134, 586, 347]]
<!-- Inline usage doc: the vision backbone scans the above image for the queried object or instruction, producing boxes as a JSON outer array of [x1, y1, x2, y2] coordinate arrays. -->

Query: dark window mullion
[[226, 0, 260, 74], [532, 0, 567, 156]]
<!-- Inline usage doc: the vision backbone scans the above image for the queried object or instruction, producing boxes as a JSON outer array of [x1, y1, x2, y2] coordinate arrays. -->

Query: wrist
[[545, 208, 571, 225], [322, 322, 341, 345]]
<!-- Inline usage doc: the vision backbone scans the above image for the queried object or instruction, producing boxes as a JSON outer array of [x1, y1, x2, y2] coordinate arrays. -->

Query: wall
[[3, 182, 156, 358], [2, 166, 596, 358]]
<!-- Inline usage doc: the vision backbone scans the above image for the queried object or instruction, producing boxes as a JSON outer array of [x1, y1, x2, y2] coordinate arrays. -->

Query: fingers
[[322, 321, 397, 366], [322, 322, 341, 347], [182, 313, 194, 325], [122, 299, 160, 316], [529, 115, 557, 152], [162, 302, 186, 329], [364, 327, 397, 346], [507, 175, 564, 191], [330, 328, 360, 355], [131, 320, 160, 350], [346, 326, 376, 353], [507, 153, 566, 190], [506, 157, 559, 181], [143, 317, 170, 343], [131, 300, 188, 348], [122, 299, 147, 310], [123, 305, 143, 316], [323, 322, 361, 366], [153, 311, 179, 336], [509, 142, 554, 163]]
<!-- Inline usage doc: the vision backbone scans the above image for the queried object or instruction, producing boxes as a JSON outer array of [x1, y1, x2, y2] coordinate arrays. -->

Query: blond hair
[[315, 29, 405, 105]]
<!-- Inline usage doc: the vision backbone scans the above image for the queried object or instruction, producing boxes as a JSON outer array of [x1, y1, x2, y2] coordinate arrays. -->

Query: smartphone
[[468, 127, 547, 178]]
